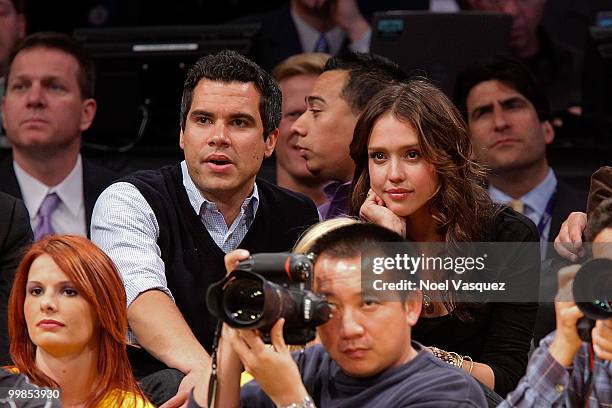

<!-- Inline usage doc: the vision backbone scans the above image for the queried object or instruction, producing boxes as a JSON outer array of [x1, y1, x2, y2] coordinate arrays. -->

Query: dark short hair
[[323, 52, 408, 115], [586, 197, 612, 242], [453, 55, 552, 122], [8, 32, 96, 100], [309, 222, 412, 301], [180, 50, 282, 139], [309, 222, 406, 260], [10, 0, 25, 14]]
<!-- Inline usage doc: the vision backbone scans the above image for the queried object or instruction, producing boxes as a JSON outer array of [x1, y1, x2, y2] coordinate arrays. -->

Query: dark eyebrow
[[228, 112, 257, 123], [500, 96, 528, 109], [470, 103, 493, 121], [190, 109, 214, 118], [368, 143, 419, 151], [306, 95, 326, 107]]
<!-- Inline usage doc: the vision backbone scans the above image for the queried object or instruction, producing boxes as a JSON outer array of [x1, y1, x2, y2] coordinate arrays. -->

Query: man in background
[[0, 0, 25, 138], [237, 0, 371, 71], [271, 52, 328, 206], [454, 55, 585, 257], [0, 192, 31, 365], [292, 52, 406, 219], [465, 0, 582, 113], [0, 32, 116, 239]]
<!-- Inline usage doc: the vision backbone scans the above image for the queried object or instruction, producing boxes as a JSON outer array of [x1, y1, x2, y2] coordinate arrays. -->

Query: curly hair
[[349, 80, 502, 319]]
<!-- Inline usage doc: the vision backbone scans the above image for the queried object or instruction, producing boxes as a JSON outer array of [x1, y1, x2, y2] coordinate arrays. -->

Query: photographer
[[190, 221, 487, 408], [501, 198, 612, 407]]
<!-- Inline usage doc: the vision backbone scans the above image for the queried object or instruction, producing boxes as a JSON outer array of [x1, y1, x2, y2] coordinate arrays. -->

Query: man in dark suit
[[464, 0, 582, 113], [454, 55, 586, 256], [237, 0, 371, 71], [0, 192, 32, 365], [0, 32, 116, 239], [454, 56, 587, 344]]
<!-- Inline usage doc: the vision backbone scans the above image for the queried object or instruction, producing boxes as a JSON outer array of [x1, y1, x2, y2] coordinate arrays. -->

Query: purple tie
[[314, 34, 330, 53], [34, 193, 60, 241]]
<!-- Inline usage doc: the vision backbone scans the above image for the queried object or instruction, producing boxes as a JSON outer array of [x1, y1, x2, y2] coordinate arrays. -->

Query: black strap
[[207, 320, 223, 408]]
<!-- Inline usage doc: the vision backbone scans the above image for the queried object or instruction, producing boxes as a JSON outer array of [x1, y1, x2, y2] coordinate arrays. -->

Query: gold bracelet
[[463, 355, 474, 375], [428, 347, 464, 368]]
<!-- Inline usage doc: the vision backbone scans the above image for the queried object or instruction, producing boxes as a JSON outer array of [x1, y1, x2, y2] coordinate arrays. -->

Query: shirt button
[[555, 384, 565, 393]]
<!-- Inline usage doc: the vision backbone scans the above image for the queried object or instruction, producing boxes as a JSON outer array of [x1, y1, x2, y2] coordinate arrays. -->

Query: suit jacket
[[0, 192, 33, 365], [236, 4, 350, 72], [0, 155, 117, 237], [534, 178, 587, 345], [548, 179, 587, 248]]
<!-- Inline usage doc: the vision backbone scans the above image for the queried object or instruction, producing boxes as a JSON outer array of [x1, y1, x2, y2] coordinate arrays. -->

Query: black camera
[[572, 258, 612, 341], [206, 253, 331, 344]]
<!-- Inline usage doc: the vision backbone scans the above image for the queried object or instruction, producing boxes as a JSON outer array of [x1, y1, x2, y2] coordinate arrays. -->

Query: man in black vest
[[91, 50, 319, 406]]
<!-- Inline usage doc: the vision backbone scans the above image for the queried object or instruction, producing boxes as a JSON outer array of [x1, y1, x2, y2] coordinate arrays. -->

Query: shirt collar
[[181, 160, 260, 217], [323, 180, 351, 201], [290, 7, 344, 55], [13, 155, 83, 219], [521, 168, 557, 218], [489, 168, 557, 217]]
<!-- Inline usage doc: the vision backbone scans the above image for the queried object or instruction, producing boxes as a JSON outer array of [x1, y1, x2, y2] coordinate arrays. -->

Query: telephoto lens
[[206, 253, 331, 344], [572, 258, 612, 341]]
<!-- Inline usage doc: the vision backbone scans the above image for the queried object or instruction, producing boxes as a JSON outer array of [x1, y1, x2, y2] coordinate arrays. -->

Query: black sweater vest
[[123, 164, 319, 371]]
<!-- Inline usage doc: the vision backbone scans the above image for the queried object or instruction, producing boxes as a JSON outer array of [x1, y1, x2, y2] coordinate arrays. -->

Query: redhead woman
[[349, 80, 540, 397], [8, 235, 153, 407]]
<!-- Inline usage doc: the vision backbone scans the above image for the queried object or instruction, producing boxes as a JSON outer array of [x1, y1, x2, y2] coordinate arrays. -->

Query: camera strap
[[581, 343, 595, 408], [207, 320, 223, 408]]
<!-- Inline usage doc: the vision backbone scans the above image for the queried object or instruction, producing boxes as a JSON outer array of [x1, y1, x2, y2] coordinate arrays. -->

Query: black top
[[412, 208, 540, 397], [236, 343, 486, 408], [123, 164, 319, 375]]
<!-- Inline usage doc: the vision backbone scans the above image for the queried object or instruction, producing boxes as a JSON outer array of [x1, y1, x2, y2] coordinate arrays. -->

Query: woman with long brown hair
[[349, 80, 540, 397], [8, 235, 152, 407]]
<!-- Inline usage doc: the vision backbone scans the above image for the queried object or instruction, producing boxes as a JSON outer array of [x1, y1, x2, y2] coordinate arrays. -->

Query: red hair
[[8, 235, 146, 407]]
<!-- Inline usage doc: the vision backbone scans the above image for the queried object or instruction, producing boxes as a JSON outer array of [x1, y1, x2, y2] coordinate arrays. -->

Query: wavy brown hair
[[349, 81, 501, 318], [8, 235, 147, 408], [349, 80, 499, 245]]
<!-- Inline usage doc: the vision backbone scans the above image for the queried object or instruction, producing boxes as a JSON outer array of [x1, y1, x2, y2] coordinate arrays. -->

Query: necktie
[[509, 199, 524, 214], [35, 193, 61, 241], [314, 34, 330, 53]]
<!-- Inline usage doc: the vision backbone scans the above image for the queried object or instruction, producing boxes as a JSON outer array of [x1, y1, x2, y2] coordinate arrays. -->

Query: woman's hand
[[359, 189, 406, 238]]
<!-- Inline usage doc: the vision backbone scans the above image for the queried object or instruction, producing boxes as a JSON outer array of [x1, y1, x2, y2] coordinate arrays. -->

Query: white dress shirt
[[92, 160, 260, 305], [14, 155, 87, 237], [291, 7, 371, 54], [430, 0, 460, 12], [91, 161, 260, 344], [489, 168, 558, 255]]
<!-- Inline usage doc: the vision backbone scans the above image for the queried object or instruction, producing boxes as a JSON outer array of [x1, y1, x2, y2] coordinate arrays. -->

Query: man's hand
[[554, 212, 587, 261], [329, 0, 370, 43], [227, 319, 309, 407], [549, 265, 583, 366], [593, 320, 612, 361], [360, 189, 406, 238], [224, 249, 251, 275]]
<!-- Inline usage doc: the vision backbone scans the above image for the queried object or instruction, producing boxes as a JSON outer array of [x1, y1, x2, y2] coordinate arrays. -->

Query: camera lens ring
[[222, 276, 265, 326]]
